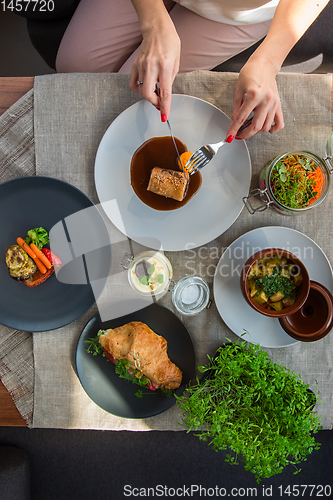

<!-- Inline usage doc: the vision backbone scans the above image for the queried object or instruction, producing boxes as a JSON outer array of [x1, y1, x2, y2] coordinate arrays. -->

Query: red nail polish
[[226, 135, 234, 143], [235, 137, 243, 140], [161, 113, 167, 123], [156, 106, 160, 111]]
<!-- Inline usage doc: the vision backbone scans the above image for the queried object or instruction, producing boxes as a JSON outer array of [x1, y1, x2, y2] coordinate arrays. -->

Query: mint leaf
[[157, 274, 164, 283], [147, 264, 155, 275], [139, 276, 149, 286]]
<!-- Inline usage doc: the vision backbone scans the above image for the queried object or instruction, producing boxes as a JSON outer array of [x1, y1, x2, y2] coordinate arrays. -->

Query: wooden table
[[0, 76, 34, 426], [1, 74, 333, 430]]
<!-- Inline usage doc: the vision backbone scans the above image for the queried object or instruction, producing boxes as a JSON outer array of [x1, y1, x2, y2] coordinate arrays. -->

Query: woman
[[56, 0, 330, 140]]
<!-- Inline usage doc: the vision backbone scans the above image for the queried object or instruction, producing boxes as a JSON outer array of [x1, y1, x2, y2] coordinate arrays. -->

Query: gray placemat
[[0, 89, 35, 427], [31, 72, 333, 430]]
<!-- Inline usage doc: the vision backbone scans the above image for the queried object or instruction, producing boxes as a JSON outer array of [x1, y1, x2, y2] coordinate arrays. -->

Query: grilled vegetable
[[42, 248, 61, 268], [5, 244, 39, 282], [30, 243, 52, 269], [5, 227, 59, 287], [8, 256, 38, 281], [16, 237, 37, 259], [30, 255, 47, 274], [24, 267, 54, 287], [5, 245, 29, 270]]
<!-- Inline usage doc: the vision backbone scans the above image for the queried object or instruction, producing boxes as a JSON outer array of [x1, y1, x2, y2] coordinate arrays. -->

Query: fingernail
[[156, 106, 160, 111], [226, 135, 234, 143], [161, 113, 167, 123], [235, 137, 243, 140]]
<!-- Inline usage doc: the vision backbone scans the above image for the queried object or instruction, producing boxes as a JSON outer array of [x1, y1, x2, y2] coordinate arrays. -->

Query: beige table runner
[[32, 72, 333, 430], [1, 72, 332, 429]]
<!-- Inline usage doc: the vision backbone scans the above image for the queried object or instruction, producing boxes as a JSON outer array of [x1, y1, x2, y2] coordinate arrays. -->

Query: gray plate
[[0, 176, 111, 331], [76, 301, 195, 419]]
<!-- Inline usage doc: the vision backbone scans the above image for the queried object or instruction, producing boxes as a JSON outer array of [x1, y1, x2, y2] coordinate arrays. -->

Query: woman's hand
[[226, 0, 330, 140], [226, 57, 284, 141], [129, 3, 180, 121]]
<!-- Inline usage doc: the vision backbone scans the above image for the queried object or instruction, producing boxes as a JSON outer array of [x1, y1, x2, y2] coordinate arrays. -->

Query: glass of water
[[171, 276, 210, 315]]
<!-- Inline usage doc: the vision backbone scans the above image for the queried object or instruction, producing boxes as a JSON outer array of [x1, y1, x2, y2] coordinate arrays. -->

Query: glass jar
[[124, 251, 173, 296], [122, 251, 211, 315], [243, 133, 333, 215], [171, 276, 210, 316]]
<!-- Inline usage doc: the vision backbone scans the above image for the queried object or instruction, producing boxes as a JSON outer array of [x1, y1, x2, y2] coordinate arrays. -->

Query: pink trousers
[[56, 0, 272, 74]]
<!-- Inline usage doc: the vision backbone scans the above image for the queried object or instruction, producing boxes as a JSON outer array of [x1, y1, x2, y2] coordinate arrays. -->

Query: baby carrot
[[17, 237, 37, 259], [30, 243, 52, 270], [17, 237, 47, 273], [34, 256, 47, 274]]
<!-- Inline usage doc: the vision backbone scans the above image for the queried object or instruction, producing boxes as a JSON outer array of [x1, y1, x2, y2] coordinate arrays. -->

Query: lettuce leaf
[[24, 227, 49, 250]]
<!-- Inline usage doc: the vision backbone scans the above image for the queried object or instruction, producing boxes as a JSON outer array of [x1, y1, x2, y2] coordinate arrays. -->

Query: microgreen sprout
[[270, 154, 319, 209], [176, 340, 322, 483]]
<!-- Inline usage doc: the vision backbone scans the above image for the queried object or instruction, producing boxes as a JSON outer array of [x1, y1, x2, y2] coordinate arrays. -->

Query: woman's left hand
[[226, 57, 284, 140]]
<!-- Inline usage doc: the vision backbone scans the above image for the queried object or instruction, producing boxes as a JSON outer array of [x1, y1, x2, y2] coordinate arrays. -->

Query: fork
[[184, 112, 254, 175]]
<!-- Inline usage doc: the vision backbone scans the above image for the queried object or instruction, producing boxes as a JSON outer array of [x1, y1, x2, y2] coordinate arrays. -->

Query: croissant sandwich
[[98, 321, 183, 390]]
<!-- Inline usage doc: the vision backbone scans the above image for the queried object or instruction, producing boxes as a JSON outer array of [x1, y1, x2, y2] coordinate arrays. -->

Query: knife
[[155, 83, 184, 173]]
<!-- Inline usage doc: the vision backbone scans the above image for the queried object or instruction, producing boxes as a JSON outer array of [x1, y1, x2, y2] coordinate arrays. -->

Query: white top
[[177, 0, 279, 25]]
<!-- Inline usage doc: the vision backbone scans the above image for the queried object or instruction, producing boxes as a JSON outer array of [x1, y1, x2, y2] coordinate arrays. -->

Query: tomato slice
[[148, 381, 159, 391], [103, 349, 117, 364]]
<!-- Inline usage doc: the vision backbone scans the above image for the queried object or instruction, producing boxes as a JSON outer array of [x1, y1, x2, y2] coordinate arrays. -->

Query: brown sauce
[[130, 136, 202, 211]]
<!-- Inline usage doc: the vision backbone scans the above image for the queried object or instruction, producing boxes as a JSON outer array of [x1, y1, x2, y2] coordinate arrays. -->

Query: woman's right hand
[[226, 57, 284, 141], [129, 1, 180, 121], [226, 0, 330, 140]]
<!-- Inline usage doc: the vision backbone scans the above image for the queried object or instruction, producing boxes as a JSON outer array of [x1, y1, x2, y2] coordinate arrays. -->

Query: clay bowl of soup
[[240, 248, 310, 318], [130, 136, 202, 211]]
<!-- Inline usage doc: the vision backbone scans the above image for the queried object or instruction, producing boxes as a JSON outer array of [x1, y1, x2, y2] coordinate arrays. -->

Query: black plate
[[0, 176, 112, 331], [76, 301, 195, 419]]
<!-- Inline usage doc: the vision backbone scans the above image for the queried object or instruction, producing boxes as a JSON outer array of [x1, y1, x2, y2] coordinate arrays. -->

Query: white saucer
[[213, 226, 333, 348]]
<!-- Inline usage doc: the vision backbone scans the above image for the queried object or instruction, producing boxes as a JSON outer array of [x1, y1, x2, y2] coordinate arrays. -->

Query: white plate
[[213, 226, 333, 348], [94, 95, 251, 251]]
